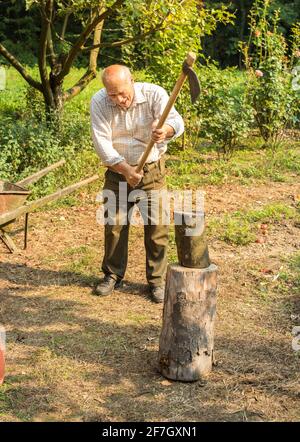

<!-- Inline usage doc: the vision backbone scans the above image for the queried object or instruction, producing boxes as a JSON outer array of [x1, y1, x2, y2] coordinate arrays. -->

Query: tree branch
[[89, 6, 104, 71], [46, 1, 56, 68], [54, 31, 73, 47], [56, 0, 125, 82], [47, 28, 56, 68], [0, 43, 43, 92], [82, 19, 169, 51], [61, 11, 71, 40], [39, 0, 54, 106], [63, 69, 97, 102], [82, 1, 188, 52], [64, 6, 104, 103]]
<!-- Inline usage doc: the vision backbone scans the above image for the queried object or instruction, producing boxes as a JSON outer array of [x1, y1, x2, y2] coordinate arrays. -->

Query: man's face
[[105, 79, 134, 110]]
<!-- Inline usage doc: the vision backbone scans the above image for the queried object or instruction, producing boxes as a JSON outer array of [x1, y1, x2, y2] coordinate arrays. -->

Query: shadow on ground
[[0, 256, 299, 422]]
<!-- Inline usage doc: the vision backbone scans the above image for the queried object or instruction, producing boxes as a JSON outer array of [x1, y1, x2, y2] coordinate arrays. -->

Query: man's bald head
[[102, 65, 132, 87], [102, 64, 135, 110]]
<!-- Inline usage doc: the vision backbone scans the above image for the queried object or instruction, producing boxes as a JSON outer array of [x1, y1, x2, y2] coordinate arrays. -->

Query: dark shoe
[[149, 285, 165, 303], [93, 275, 122, 297]]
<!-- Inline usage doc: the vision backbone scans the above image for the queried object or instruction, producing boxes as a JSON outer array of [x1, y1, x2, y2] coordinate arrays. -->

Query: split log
[[158, 263, 218, 381]]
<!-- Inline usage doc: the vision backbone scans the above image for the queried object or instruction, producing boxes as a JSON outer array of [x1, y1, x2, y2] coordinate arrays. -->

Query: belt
[[142, 160, 160, 172]]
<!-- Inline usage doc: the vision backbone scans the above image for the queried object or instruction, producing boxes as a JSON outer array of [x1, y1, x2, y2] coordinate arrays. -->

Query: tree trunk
[[42, 59, 65, 124], [89, 7, 104, 72], [158, 263, 218, 381]]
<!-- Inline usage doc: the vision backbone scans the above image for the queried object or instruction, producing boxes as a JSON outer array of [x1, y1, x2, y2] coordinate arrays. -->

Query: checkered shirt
[[90, 82, 184, 166]]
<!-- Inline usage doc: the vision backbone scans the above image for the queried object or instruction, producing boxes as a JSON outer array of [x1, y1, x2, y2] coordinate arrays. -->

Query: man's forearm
[[108, 161, 143, 188], [165, 124, 175, 139], [151, 123, 175, 143], [109, 160, 132, 175]]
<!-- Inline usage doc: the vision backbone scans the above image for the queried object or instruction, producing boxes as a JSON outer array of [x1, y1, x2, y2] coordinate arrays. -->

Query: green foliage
[[290, 22, 300, 64], [0, 111, 101, 199], [244, 203, 296, 222], [246, 60, 296, 146], [0, 67, 100, 196], [289, 253, 300, 285], [240, 0, 300, 148], [195, 64, 254, 156], [1, 1, 300, 69], [23, 85, 46, 120], [0, 116, 61, 180], [166, 139, 300, 189], [276, 252, 300, 302], [203, 0, 300, 67], [0, 0, 40, 66], [124, 0, 234, 90], [120, 1, 235, 152], [0, 0, 236, 128], [209, 216, 256, 245], [208, 202, 298, 245]]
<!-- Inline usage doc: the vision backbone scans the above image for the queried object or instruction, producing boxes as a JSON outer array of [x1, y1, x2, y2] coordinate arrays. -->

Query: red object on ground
[[0, 347, 4, 385]]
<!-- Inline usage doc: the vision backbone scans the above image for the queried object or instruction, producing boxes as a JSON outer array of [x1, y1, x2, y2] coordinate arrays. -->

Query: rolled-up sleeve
[[90, 98, 125, 166]]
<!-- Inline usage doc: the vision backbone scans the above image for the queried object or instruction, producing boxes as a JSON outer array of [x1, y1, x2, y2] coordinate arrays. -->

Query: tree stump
[[158, 263, 218, 381]]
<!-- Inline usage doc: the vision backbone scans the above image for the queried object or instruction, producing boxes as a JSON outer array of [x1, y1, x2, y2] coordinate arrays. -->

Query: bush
[[0, 112, 100, 198], [0, 86, 96, 196], [240, 0, 300, 148], [0, 117, 62, 180], [195, 65, 253, 156], [246, 57, 296, 146]]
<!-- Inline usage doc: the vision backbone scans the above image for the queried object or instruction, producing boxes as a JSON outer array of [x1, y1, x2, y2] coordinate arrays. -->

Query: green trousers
[[101, 158, 169, 287]]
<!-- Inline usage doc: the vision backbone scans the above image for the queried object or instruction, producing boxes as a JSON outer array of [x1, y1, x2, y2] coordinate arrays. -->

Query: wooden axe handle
[[136, 52, 196, 174]]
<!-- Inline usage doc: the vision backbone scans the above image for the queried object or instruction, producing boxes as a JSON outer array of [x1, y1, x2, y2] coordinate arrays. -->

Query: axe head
[[182, 52, 201, 104]]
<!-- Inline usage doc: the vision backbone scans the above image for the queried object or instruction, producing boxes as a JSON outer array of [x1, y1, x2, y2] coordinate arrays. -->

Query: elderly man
[[90, 65, 184, 303]]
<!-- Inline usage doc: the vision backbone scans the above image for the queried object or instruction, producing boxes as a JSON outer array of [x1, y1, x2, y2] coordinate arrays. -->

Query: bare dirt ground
[[0, 180, 299, 422]]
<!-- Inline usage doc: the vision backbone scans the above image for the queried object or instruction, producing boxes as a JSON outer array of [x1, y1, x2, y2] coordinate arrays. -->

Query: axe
[[136, 52, 200, 174]]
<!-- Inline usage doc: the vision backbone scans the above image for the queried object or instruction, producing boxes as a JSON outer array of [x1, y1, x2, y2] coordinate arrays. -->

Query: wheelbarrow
[[0, 159, 99, 252]]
